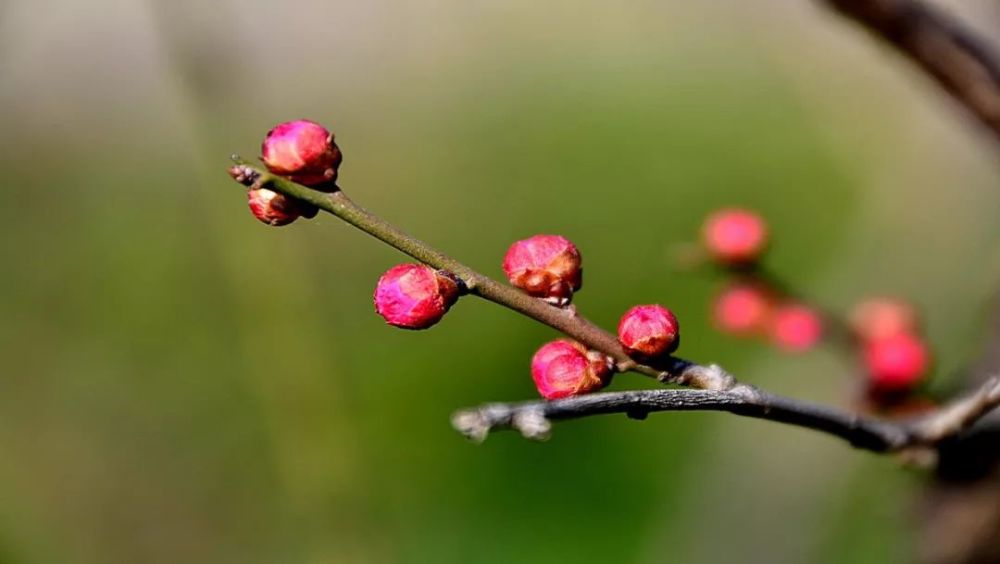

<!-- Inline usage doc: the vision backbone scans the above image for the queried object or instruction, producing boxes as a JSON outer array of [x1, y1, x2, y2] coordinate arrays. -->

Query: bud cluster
[[849, 297, 930, 399], [244, 119, 343, 227]]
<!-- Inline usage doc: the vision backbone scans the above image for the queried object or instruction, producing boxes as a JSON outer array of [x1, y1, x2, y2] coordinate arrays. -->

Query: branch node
[[512, 408, 551, 441]]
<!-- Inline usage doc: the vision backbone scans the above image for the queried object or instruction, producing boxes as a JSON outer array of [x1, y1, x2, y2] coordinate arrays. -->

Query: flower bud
[[863, 333, 929, 393], [247, 188, 303, 226], [531, 340, 612, 400], [848, 297, 919, 343], [712, 282, 772, 336], [261, 119, 343, 187], [769, 303, 823, 352], [702, 208, 768, 266], [617, 304, 680, 359], [502, 235, 582, 305], [374, 264, 460, 329]]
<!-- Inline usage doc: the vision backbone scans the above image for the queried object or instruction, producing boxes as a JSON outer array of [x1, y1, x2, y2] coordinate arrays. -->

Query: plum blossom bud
[[769, 303, 823, 352], [848, 297, 919, 343], [374, 264, 460, 329], [702, 208, 768, 266], [712, 282, 772, 336], [617, 304, 680, 359], [247, 188, 303, 226], [261, 119, 343, 187], [863, 333, 929, 393], [531, 340, 612, 400], [502, 235, 582, 305]]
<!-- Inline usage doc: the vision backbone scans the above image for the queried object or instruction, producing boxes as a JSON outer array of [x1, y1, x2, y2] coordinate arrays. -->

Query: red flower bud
[[374, 264, 460, 330], [531, 340, 612, 400], [712, 283, 772, 336], [863, 333, 929, 393], [848, 297, 919, 343], [247, 188, 303, 226], [769, 303, 823, 352], [702, 208, 768, 265], [617, 304, 680, 359], [502, 235, 582, 305], [261, 119, 343, 187]]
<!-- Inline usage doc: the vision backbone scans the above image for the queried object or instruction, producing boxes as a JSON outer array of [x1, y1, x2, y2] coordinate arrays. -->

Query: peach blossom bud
[[502, 235, 582, 305], [712, 282, 773, 336], [617, 304, 680, 359], [261, 119, 343, 187], [702, 208, 768, 266], [848, 297, 919, 343], [374, 264, 460, 329], [863, 333, 929, 393], [247, 188, 303, 226], [769, 303, 823, 352], [531, 340, 612, 400]]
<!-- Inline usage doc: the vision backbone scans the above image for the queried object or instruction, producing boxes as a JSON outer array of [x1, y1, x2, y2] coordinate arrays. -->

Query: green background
[[1, 1, 998, 562]]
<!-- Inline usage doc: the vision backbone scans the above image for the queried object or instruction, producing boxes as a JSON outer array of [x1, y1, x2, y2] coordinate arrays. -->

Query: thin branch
[[821, 0, 1000, 141], [452, 375, 1000, 452], [229, 162, 733, 390], [227, 164, 1000, 453]]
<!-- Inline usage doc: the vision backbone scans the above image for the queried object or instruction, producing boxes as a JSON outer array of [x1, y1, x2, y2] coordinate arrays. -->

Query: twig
[[821, 0, 1000, 141], [452, 376, 1000, 451], [229, 161, 733, 390], [227, 163, 1000, 453]]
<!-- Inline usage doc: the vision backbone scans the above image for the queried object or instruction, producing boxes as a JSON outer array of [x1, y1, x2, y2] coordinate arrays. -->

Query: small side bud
[[712, 282, 773, 336], [848, 297, 919, 343], [530, 340, 612, 400], [502, 235, 582, 305], [261, 119, 343, 188], [617, 304, 680, 360], [863, 333, 930, 394], [702, 208, 768, 266], [768, 303, 823, 352], [247, 188, 303, 226], [374, 264, 460, 330]]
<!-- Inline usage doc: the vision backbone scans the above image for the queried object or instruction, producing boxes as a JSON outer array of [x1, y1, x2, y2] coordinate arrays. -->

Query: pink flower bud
[[863, 333, 929, 393], [247, 188, 302, 226], [374, 264, 460, 330], [769, 303, 823, 352], [261, 119, 343, 187], [617, 304, 680, 359], [502, 235, 582, 305], [702, 208, 768, 265], [531, 340, 612, 400], [848, 297, 919, 343], [712, 282, 772, 336]]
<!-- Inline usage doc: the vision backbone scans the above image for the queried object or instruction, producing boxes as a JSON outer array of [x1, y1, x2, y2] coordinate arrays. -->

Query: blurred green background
[[1, 1, 998, 563]]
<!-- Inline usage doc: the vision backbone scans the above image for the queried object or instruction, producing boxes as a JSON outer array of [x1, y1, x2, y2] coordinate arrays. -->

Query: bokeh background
[[1, 1, 999, 562]]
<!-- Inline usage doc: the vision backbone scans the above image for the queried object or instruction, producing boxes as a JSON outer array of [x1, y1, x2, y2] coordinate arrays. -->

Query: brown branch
[[453, 374, 1000, 452], [821, 0, 1000, 140]]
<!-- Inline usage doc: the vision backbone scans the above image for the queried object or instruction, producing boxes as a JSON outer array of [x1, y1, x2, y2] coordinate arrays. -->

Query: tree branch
[[227, 163, 1000, 454], [821, 0, 1000, 141], [452, 375, 1000, 452]]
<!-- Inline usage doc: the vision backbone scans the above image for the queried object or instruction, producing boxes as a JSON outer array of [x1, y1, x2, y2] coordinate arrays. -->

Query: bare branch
[[821, 0, 1000, 140], [453, 375, 1000, 453]]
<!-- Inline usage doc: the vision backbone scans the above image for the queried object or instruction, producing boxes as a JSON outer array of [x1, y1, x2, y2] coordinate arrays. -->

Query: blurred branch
[[822, 0, 1000, 141], [452, 376, 1000, 451]]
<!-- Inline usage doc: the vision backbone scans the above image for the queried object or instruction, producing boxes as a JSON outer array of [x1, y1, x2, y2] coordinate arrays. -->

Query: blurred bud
[[502, 235, 582, 305], [617, 304, 680, 359], [702, 208, 768, 266], [261, 119, 343, 187], [712, 282, 773, 336], [848, 297, 919, 343], [863, 333, 929, 394], [531, 340, 612, 400], [374, 264, 460, 329], [247, 188, 303, 226], [769, 303, 823, 352]]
